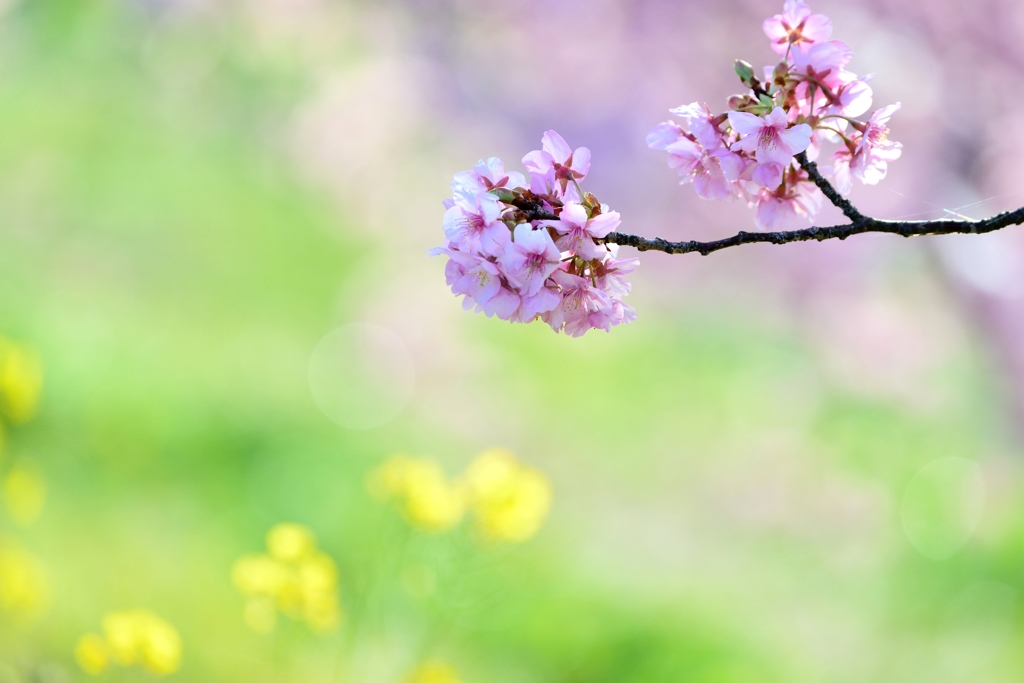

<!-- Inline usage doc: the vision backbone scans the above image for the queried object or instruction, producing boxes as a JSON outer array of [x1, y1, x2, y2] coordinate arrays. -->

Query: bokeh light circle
[[900, 457, 985, 560], [308, 323, 415, 430]]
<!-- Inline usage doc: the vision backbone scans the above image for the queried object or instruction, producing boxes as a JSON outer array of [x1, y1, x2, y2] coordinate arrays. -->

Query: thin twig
[[509, 164, 1024, 256], [794, 152, 865, 223], [601, 208, 1024, 255]]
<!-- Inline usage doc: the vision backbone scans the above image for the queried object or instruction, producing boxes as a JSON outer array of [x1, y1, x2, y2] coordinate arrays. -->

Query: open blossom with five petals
[[668, 102, 726, 150], [452, 157, 526, 202], [547, 202, 621, 260], [830, 103, 903, 194], [546, 270, 612, 338], [587, 300, 638, 334], [523, 131, 592, 194], [728, 108, 812, 188], [497, 225, 563, 297], [515, 284, 561, 324], [755, 174, 823, 231], [763, 0, 832, 55], [592, 254, 640, 299], [646, 123, 735, 200], [790, 40, 852, 85], [442, 193, 508, 257]]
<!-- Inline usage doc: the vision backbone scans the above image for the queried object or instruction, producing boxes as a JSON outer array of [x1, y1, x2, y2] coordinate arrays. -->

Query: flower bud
[[728, 94, 757, 111], [771, 61, 790, 86], [734, 60, 756, 87], [491, 187, 516, 203]]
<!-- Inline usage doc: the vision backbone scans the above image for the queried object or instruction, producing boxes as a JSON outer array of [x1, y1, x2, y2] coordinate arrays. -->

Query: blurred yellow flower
[[79, 610, 181, 676], [74, 634, 109, 675], [407, 661, 463, 683], [102, 611, 143, 665], [368, 455, 465, 532], [232, 523, 342, 634], [3, 461, 46, 525], [462, 448, 551, 543], [231, 554, 287, 596], [0, 537, 49, 615], [0, 338, 42, 425], [138, 613, 183, 675], [267, 522, 316, 562]]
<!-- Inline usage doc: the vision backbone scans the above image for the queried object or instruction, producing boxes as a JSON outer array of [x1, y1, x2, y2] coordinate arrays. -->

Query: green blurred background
[[2, 0, 1024, 681]]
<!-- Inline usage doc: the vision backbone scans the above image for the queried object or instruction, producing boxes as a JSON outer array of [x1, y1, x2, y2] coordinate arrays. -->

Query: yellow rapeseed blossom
[[78, 611, 181, 676], [462, 448, 551, 543], [0, 338, 42, 425], [74, 634, 109, 675], [231, 523, 342, 634], [0, 537, 49, 615], [102, 610, 182, 673], [368, 455, 465, 532], [3, 461, 46, 525], [407, 661, 463, 683], [267, 522, 316, 562]]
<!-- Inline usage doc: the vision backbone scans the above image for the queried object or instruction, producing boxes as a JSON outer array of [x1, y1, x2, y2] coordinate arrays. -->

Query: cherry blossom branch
[[599, 208, 1024, 256], [433, 2, 1022, 336], [506, 158, 1024, 257], [794, 151, 865, 223]]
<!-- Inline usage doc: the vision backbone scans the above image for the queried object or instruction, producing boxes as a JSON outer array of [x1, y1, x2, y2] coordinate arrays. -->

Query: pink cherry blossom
[[831, 103, 902, 192], [529, 166, 581, 205], [442, 193, 510, 257], [763, 0, 832, 56], [437, 134, 636, 335], [665, 137, 735, 199], [827, 75, 873, 118], [857, 104, 902, 158], [523, 130, 592, 194], [548, 202, 620, 261], [476, 285, 521, 320], [452, 157, 526, 201], [791, 41, 852, 88], [646, 121, 686, 151], [515, 283, 561, 323], [669, 102, 726, 150], [728, 108, 812, 188], [729, 108, 812, 165], [497, 224, 563, 297], [587, 300, 637, 334], [450, 255, 503, 307], [546, 270, 612, 337], [754, 175, 823, 231], [593, 254, 640, 299]]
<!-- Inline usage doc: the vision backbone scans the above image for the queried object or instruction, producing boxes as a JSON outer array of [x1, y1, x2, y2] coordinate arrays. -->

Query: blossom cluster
[[368, 448, 552, 543], [75, 610, 182, 676], [648, 0, 902, 230], [231, 523, 342, 634], [433, 132, 638, 337]]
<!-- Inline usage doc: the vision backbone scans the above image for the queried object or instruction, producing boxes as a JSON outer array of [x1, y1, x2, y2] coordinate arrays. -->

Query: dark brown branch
[[602, 208, 1024, 255], [794, 152, 865, 223], [508, 163, 1024, 256]]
